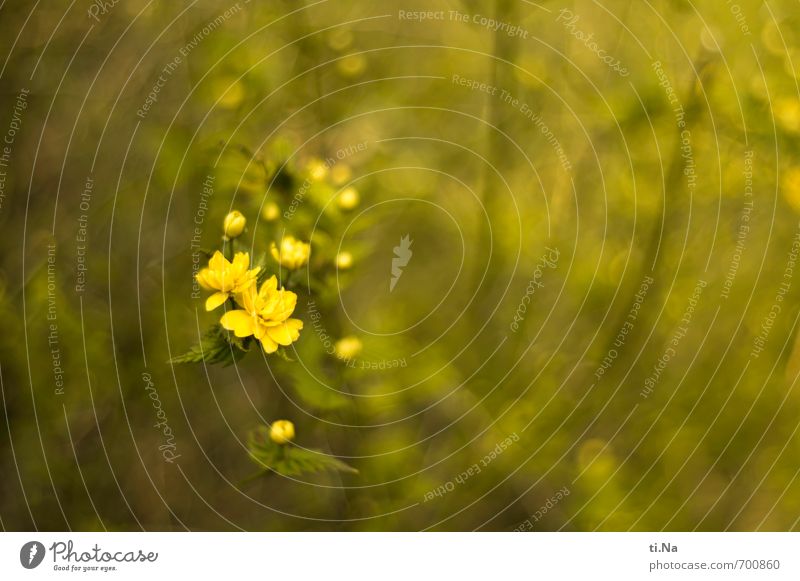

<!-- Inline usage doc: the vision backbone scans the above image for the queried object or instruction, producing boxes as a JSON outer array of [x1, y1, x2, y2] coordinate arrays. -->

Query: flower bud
[[261, 202, 280, 222], [336, 251, 353, 270], [337, 187, 360, 210], [269, 420, 295, 444], [223, 210, 246, 239]]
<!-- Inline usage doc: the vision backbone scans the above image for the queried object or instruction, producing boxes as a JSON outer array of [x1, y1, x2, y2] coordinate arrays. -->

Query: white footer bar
[[1, 532, 797, 580]]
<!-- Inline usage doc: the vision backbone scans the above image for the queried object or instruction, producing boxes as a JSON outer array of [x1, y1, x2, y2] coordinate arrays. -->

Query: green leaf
[[170, 324, 249, 366], [247, 426, 358, 477]]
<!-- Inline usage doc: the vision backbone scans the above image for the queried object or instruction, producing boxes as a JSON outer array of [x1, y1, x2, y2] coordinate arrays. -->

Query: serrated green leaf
[[170, 324, 249, 366]]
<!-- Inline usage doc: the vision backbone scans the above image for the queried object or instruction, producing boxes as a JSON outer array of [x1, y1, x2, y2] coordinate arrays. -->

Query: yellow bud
[[334, 336, 362, 360], [336, 251, 353, 270], [337, 187, 360, 210], [261, 202, 281, 222], [269, 420, 295, 444], [223, 210, 246, 239]]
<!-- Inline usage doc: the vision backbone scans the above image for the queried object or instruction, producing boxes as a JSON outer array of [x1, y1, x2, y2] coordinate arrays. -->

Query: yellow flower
[[196, 251, 260, 311], [219, 276, 303, 353], [271, 236, 310, 270], [336, 251, 353, 269], [261, 202, 280, 222], [334, 336, 362, 360], [270, 420, 295, 444], [223, 210, 246, 239], [337, 186, 360, 210]]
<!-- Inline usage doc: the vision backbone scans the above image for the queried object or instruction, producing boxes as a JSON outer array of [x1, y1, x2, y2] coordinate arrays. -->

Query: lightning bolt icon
[[390, 235, 413, 292]]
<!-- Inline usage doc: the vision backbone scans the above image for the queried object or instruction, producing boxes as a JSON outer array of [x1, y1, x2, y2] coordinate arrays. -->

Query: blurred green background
[[2, 0, 800, 531]]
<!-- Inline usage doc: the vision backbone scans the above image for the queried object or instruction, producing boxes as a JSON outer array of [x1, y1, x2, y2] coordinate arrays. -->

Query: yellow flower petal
[[237, 282, 257, 312], [196, 269, 215, 290], [260, 275, 278, 294], [252, 321, 268, 340], [220, 310, 256, 337], [208, 250, 226, 271], [205, 292, 229, 311], [232, 252, 250, 271], [259, 334, 279, 353], [270, 291, 297, 322]]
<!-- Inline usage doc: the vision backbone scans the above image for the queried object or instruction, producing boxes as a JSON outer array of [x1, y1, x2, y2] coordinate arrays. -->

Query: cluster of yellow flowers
[[195, 211, 310, 354], [180, 153, 367, 471]]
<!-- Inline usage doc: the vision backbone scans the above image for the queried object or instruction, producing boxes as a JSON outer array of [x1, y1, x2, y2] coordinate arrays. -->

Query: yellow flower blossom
[[196, 251, 260, 311], [270, 420, 295, 444], [223, 210, 246, 239], [219, 276, 303, 353], [271, 236, 310, 270]]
